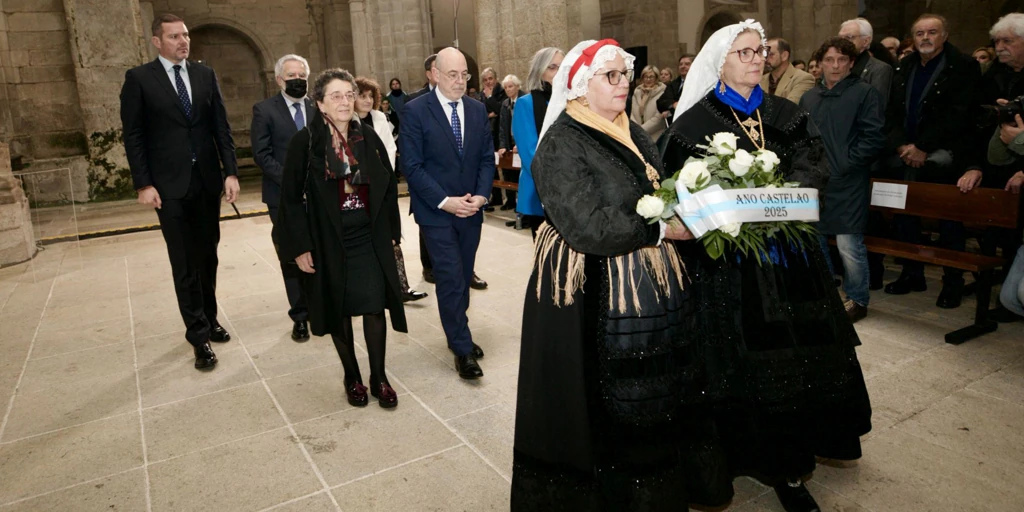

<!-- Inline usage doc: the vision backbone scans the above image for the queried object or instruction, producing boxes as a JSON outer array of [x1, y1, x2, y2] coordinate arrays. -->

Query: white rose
[[709, 132, 739, 155], [678, 160, 711, 190], [636, 195, 665, 219], [719, 222, 742, 237], [755, 150, 780, 173], [764, 184, 779, 189], [729, 149, 755, 177]]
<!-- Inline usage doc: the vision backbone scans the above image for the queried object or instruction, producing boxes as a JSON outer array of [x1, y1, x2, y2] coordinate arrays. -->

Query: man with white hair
[[881, 36, 901, 60], [839, 17, 893, 106], [250, 54, 315, 341]]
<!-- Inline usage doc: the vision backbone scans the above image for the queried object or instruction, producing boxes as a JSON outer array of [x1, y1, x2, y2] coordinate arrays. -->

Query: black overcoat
[[275, 111, 407, 335]]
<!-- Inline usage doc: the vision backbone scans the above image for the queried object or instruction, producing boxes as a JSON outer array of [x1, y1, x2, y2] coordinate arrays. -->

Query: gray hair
[[312, 68, 356, 103], [841, 18, 874, 39], [991, 12, 1024, 39], [526, 47, 564, 91], [480, 67, 498, 80], [501, 74, 521, 88], [274, 54, 310, 78], [640, 65, 660, 79]]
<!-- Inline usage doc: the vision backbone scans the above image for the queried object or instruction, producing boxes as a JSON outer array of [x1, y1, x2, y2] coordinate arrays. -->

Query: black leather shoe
[[470, 273, 488, 290], [884, 274, 927, 295], [402, 289, 428, 302], [455, 355, 484, 379], [209, 324, 231, 343], [773, 481, 821, 512], [450, 343, 485, 359], [483, 205, 495, 212], [291, 321, 309, 342], [869, 277, 884, 291], [500, 203, 515, 211], [194, 342, 217, 370], [423, 268, 435, 284], [936, 278, 965, 309]]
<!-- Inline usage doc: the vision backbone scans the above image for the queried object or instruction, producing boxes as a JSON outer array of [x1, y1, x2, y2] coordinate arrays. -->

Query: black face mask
[[284, 78, 307, 98]]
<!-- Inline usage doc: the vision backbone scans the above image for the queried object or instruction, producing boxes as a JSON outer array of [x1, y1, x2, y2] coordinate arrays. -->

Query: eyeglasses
[[731, 46, 768, 63], [444, 71, 472, 82], [325, 91, 356, 103], [595, 69, 633, 85]]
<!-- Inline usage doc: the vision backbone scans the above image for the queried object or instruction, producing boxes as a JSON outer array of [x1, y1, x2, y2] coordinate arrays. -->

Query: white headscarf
[[672, 19, 767, 122], [538, 39, 635, 142]]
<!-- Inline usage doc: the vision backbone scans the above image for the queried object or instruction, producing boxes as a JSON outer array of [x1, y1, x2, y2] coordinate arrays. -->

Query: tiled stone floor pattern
[[0, 197, 1022, 511]]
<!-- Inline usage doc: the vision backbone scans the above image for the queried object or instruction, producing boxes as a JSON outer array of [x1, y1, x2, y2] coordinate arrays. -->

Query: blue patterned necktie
[[292, 102, 305, 130], [449, 101, 463, 155], [173, 65, 192, 118]]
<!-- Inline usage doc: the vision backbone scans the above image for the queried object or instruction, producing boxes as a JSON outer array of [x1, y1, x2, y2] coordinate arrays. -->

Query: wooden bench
[[493, 153, 520, 192], [846, 179, 1021, 344]]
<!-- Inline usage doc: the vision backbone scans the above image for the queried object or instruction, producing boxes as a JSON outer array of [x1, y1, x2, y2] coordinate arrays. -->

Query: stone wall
[[1, 0, 88, 161], [0, 143, 36, 266], [765, 0, 858, 64], [600, 0, 679, 73], [863, 0, 1004, 52], [190, 25, 267, 134], [353, 0, 432, 90], [474, 0, 597, 88]]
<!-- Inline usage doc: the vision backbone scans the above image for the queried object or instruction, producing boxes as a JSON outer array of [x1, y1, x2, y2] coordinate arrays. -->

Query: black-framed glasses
[[596, 69, 633, 85], [731, 46, 768, 63]]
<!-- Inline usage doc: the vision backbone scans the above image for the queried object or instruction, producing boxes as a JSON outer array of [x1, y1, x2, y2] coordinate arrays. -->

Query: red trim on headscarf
[[567, 39, 620, 89]]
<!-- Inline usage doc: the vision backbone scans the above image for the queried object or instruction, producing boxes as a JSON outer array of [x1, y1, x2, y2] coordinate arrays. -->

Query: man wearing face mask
[[251, 54, 316, 341]]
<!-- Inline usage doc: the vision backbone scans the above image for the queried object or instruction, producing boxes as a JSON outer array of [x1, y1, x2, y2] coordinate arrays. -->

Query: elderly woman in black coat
[[276, 68, 406, 409]]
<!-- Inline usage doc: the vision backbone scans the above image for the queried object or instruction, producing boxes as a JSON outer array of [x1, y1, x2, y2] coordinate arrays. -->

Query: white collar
[[158, 55, 186, 72], [435, 86, 461, 106], [281, 91, 306, 105]]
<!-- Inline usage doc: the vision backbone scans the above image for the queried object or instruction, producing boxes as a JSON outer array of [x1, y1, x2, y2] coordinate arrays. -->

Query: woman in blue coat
[[512, 47, 564, 238]]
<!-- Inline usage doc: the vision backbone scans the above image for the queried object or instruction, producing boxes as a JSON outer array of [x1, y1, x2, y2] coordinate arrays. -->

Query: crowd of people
[[119, 9, 1023, 512]]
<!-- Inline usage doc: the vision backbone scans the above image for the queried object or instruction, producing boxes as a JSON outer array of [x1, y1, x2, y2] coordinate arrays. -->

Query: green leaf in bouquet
[[661, 177, 676, 191], [704, 232, 725, 261]]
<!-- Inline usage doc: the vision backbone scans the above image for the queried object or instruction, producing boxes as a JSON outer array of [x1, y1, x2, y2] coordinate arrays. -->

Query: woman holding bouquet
[[511, 39, 715, 510], [662, 20, 872, 512]]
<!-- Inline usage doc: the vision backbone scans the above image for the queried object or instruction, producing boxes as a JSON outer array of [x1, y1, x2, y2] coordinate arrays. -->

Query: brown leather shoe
[[370, 378, 398, 408], [844, 300, 868, 324], [345, 379, 368, 407]]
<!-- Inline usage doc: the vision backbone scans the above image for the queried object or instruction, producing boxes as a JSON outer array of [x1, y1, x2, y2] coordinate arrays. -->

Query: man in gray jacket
[[800, 37, 887, 323], [840, 18, 894, 108]]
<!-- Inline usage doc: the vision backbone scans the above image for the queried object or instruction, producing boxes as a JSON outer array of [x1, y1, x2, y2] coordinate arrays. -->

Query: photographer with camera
[[882, 14, 984, 309]]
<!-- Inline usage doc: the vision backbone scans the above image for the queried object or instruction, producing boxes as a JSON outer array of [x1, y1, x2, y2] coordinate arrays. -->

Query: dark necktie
[[173, 64, 192, 118], [292, 102, 305, 130], [449, 101, 463, 155]]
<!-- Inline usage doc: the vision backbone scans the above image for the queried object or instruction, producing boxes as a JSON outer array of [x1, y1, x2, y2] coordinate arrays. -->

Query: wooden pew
[[494, 152, 520, 192], [855, 179, 1021, 344]]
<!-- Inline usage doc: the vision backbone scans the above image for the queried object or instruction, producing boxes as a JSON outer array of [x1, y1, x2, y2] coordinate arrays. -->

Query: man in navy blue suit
[[400, 47, 492, 379]]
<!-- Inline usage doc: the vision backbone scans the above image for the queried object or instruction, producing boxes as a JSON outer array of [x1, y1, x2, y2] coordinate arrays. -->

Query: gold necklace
[[730, 107, 765, 151]]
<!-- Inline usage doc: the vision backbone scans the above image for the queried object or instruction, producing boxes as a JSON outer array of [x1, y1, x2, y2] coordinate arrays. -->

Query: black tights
[[330, 312, 389, 387]]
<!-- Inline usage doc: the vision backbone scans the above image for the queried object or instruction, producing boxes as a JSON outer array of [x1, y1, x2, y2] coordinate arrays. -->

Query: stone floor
[[0, 198, 1022, 511]]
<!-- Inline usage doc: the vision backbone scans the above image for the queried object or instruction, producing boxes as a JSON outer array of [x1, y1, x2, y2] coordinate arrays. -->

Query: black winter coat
[[275, 111, 407, 335], [800, 76, 886, 234], [980, 61, 1024, 184], [886, 42, 983, 178]]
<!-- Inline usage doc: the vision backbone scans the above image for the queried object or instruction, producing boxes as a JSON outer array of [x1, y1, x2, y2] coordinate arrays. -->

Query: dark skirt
[[338, 209, 385, 316], [680, 237, 872, 481]]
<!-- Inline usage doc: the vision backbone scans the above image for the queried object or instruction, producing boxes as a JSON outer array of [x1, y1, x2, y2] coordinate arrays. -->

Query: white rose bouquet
[[635, 132, 817, 262]]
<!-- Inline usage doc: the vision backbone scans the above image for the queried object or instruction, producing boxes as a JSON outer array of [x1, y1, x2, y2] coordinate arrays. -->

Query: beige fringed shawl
[[533, 222, 686, 313]]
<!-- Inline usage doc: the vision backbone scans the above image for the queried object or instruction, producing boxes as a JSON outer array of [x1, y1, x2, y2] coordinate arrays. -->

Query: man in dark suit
[[400, 47, 491, 379], [656, 53, 694, 115], [250, 54, 315, 342], [405, 53, 489, 290], [120, 13, 238, 370]]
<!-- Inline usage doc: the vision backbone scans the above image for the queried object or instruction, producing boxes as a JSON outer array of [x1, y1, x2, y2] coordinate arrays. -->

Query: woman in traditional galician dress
[[662, 20, 873, 512]]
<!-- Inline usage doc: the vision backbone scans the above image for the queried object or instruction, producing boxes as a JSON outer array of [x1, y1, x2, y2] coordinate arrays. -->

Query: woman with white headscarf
[[511, 39, 714, 510], [662, 20, 872, 512]]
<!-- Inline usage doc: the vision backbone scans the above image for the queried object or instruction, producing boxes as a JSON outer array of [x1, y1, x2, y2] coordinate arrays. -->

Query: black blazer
[[120, 58, 237, 199], [498, 92, 525, 151], [250, 94, 317, 207]]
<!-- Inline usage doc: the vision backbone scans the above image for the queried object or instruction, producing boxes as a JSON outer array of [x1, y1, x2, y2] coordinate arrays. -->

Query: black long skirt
[[338, 209, 385, 316]]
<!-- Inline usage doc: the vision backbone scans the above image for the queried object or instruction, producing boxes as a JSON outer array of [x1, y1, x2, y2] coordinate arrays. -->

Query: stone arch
[[697, 9, 745, 48], [187, 19, 272, 140]]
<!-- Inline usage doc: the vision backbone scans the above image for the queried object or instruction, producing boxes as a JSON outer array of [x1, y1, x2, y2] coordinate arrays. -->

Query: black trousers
[[420, 234, 432, 271], [155, 167, 222, 346], [268, 206, 308, 323]]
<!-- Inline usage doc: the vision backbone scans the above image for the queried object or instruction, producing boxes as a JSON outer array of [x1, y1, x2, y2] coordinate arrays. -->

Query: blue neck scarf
[[714, 81, 763, 116]]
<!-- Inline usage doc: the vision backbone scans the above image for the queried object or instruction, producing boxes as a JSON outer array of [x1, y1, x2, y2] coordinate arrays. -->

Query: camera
[[980, 95, 1024, 125]]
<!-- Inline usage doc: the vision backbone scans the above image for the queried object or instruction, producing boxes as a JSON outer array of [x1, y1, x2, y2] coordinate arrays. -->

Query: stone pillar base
[[0, 143, 37, 267]]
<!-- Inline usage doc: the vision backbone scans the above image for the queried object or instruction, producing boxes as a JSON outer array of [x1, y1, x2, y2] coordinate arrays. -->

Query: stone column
[[349, 0, 371, 76], [0, 143, 36, 266], [474, 0, 588, 83], [62, 0, 149, 199], [350, 0, 430, 89]]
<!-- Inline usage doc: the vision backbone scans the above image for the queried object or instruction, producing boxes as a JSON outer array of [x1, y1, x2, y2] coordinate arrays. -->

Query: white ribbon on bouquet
[[674, 182, 820, 238]]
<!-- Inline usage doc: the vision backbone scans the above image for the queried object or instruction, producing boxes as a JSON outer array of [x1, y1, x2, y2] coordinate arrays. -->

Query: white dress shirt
[[281, 91, 307, 129], [158, 55, 192, 103], [435, 86, 465, 140]]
